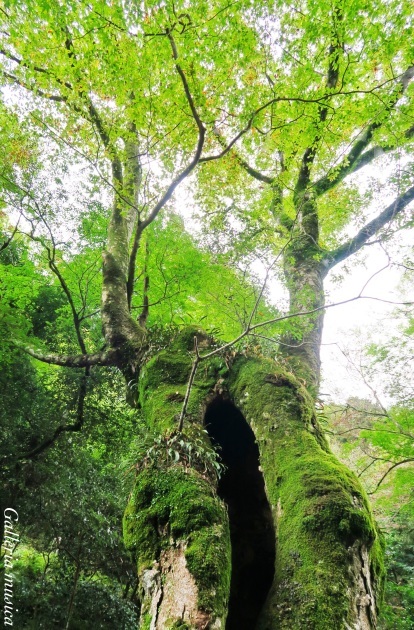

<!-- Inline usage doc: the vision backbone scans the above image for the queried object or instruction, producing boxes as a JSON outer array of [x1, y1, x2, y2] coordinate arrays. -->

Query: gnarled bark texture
[[123, 329, 384, 629]]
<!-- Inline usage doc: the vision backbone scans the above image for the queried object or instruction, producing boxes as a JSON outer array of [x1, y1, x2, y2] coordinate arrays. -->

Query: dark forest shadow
[[204, 398, 275, 630]]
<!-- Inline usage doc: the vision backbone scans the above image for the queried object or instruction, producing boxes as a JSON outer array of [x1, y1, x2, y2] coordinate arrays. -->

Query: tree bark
[[282, 253, 326, 390], [229, 357, 384, 630], [123, 330, 232, 629], [101, 142, 147, 394], [280, 190, 327, 393], [123, 329, 384, 629]]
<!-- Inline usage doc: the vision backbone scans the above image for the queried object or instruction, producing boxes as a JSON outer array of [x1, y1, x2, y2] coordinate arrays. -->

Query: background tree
[[1, 0, 414, 628]]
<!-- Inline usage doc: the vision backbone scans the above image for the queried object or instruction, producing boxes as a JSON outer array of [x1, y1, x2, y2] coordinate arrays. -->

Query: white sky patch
[[321, 247, 408, 403]]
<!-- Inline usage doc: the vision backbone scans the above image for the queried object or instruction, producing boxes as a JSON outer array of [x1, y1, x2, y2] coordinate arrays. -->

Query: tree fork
[[124, 329, 384, 629]]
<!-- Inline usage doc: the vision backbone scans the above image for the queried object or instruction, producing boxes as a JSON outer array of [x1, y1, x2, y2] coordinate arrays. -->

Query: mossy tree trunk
[[279, 183, 329, 394], [123, 329, 384, 630], [229, 358, 384, 630], [123, 330, 233, 630]]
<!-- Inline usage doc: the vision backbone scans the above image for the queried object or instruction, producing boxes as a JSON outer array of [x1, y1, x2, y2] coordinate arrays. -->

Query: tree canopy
[[1, 0, 414, 628], [1, 0, 413, 384]]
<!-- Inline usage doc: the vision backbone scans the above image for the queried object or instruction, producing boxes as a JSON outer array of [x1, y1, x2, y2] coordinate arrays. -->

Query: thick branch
[[124, 120, 142, 241], [339, 124, 414, 177], [0, 214, 21, 252], [139, 32, 205, 231], [127, 220, 143, 309], [2, 70, 66, 101], [200, 90, 335, 166], [167, 31, 204, 137], [323, 184, 414, 269], [138, 240, 150, 327], [13, 340, 117, 367], [0, 46, 72, 90], [201, 127, 274, 183], [295, 10, 343, 196], [1, 47, 49, 73], [314, 66, 414, 197]]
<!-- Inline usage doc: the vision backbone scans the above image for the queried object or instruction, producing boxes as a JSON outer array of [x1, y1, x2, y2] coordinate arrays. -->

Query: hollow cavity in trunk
[[204, 398, 275, 630]]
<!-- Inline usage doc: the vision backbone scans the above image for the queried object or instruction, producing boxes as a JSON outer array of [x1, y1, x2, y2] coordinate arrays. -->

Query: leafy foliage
[[11, 547, 138, 630], [379, 519, 414, 630], [125, 426, 225, 483], [1, 0, 414, 625]]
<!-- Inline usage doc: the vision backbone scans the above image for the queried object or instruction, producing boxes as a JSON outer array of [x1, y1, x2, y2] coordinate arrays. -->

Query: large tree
[[1, 0, 414, 627]]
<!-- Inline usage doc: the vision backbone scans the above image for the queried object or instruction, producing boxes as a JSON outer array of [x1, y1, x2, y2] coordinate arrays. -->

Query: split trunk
[[123, 329, 384, 630]]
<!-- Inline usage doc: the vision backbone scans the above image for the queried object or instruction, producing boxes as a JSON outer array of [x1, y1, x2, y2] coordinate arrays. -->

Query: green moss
[[185, 523, 231, 613], [168, 621, 191, 630], [168, 326, 211, 353], [128, 334, 384, 627], [370, 531, 386, 604], [141, 613, 152, 630], [123, 471, 160, 570], [123, 464, 231, 614], [138, 327, 223, 432], [140, 383, 188, 432], [228, 356, 385, 629], [141, 352, 192, 391], [124, 327, 232, 620]]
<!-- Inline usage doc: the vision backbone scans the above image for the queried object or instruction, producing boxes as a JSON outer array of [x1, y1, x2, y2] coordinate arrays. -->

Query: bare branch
[[368, 458, 414, 494]]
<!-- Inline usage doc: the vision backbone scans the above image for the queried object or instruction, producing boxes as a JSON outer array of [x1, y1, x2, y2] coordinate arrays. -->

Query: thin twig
[[177, 264, 412, 426], [178, 337, 201, 431], [368, 458, 414, 494]]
